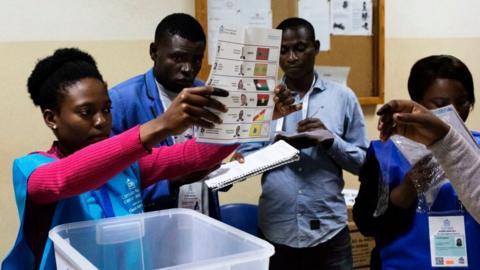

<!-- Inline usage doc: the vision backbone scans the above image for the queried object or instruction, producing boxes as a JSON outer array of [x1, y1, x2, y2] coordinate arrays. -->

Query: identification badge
[[174, 128, 209, 215], [429, 215, 468, 267], [178, 182, 209, 215]]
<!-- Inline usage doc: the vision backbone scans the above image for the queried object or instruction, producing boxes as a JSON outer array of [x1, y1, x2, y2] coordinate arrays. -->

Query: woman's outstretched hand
[[377, 99, 450, 146], [140, 86, 228, 149]]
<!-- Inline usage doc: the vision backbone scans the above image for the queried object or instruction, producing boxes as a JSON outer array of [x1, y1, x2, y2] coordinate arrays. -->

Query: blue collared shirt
[[237, 74, 368, 248]]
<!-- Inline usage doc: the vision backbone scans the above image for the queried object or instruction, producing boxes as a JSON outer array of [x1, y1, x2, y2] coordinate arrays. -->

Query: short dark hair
[[27, 48, 104, 111], [154, 13, 206, 44], [408, 55, 475, 106], [276, 17, 316, 42]]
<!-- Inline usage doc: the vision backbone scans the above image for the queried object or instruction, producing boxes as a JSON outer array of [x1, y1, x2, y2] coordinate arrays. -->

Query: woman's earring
[[52, 125, 57, 130]]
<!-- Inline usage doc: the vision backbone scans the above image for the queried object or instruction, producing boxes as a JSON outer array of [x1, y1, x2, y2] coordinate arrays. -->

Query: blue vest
[[2, 153, 144, 270], [372, 132, 480, 270], [109, 69, 221, 219]]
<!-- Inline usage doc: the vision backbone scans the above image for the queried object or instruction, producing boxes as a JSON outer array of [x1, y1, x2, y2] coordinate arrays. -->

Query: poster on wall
[[298, 0, 331, 51], [315, 65, 350, 85], [331, 0, 372, 36]]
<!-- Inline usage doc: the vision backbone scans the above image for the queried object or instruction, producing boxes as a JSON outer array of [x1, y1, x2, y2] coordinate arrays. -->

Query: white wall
[[382, 0, 480, 132], [0, 0, 195, 41], [386, 0, 480, 38]]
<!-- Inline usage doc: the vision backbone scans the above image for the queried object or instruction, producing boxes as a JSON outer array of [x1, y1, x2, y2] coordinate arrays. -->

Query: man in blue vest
[[109, 13, 221, 217]]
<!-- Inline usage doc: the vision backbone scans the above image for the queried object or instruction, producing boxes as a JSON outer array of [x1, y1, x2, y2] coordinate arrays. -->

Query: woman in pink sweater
[[2, 48, 299, 270]]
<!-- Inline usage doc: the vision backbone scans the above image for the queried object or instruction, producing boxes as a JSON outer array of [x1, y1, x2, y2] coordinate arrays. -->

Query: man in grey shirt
[[236, 17, 368, 270]]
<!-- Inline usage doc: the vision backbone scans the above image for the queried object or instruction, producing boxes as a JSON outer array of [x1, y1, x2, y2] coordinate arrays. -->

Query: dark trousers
[[260, 226, 353, 270]]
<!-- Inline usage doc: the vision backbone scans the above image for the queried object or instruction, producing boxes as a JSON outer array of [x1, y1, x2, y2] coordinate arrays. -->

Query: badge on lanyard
[[428, 214, 468, 267], [178, 182, 209, 215], [160, 85, 210, 216]]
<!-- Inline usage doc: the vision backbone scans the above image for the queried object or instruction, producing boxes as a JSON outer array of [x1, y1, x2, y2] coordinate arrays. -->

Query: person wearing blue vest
[[108, 13, 221, 217], [1, 48, 239, 270], [353, 55, 480, 269], [376, 99, 480, 224]]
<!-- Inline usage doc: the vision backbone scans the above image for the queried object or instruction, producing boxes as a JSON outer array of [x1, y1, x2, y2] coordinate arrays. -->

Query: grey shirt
[[238, 75, 368, 247]]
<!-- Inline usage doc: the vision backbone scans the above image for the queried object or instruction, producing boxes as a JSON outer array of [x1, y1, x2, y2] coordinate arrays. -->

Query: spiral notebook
[[204, 140, 300, 191]]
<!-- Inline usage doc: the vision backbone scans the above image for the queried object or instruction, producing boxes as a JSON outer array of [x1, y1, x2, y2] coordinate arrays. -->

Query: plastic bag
[[391, 135, 447, 212], [374, 135, 447, 216]]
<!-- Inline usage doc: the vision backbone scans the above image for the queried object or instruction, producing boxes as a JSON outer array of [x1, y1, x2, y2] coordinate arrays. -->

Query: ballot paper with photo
[[197, 25, 282, 144]]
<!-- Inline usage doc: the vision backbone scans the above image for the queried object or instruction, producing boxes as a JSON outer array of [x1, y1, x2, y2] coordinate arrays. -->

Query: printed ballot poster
[[196, 25, 282, 144]]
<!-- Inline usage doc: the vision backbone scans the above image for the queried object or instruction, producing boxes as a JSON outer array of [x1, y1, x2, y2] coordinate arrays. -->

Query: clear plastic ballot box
[[49, 209, 274, 270]]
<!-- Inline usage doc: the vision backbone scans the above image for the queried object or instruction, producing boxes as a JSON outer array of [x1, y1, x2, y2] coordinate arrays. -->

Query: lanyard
[[276, 75, 317, 132], [91, 186, 115, 218], [153, 79, 174, 146]]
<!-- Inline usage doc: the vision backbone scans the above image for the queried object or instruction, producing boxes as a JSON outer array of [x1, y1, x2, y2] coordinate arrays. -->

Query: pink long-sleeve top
[[23, 125, 236, 268], [28, 125, 237, 204]]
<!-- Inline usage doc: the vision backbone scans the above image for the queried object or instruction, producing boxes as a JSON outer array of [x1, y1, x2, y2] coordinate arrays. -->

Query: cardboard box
[[349, 221, 376, 269], [343, 189, 357, 222], [343, 190, 374, 269]]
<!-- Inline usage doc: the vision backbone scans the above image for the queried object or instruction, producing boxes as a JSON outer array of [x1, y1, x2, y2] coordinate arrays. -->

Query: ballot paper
[[196, 25, 282, 144]]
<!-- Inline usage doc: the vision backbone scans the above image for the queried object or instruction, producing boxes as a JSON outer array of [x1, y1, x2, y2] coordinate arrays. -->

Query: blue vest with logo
[[372, 132, 480, 270], [2, 153, 144, 270], [109, 69, 221, 219]]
